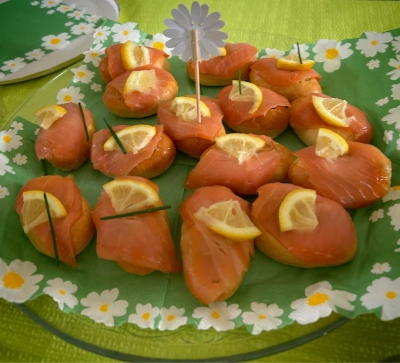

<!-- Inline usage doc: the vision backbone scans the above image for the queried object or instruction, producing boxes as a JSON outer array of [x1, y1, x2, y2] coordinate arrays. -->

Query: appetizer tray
[[1, 20, 400, 360]]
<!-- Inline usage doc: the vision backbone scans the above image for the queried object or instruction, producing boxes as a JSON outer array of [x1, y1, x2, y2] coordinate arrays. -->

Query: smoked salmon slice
[[179, 186, 254, 304], [288, 142, 392, 209], [250, 182, 357, 267], [92, 176, 181, 275]]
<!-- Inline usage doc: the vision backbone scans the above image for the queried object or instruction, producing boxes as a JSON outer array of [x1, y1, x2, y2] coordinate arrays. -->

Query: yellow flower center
[[91, 52, 98, 57], [308, 292, 330, 306], [123, 30, 129, 36], [167, 314, 175, 322], [211, 311, 220, 319], [258, 314, 266, 320], [271, 55, 277, 59], [11, 63, 16, 67], [386, 291, 397, 299], [325, 48, 339, 60], [152, 41, 165, 51], [64, 95, 72, 102], [397, 65, 400, 70], [371, 40, 377, 45], [59, 289, 66, 295], [78, 71, 86, 78], [100, 303, 109, 312], [142, 312, 150, 320], [98, 31, 103, 37], [50, 38, 61, 45], [2, 272, 24, 289], [3, 135, 11, 143]]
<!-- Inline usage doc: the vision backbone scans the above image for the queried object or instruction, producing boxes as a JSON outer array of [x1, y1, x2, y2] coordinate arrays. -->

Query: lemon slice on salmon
[[123, 69, 157, 94], [103, 124, 156, 153], [312, 95, 353, 127], [277, 53, 315, 71], [34, 105, 67, 130], [170, 96, 211, 122], [103, 178, 160, 214], [278, 188, 318, 232], [120, 40, 150, 70], [315, 128, 349, 160], [215, 133, 265, 164], [229, 80, 263, 114], [194, 200, 261, 241], [21, 190, 67, 233]]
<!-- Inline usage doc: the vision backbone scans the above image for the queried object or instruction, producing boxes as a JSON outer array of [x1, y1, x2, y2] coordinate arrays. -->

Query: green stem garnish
[[296, 42, 303, 64], [103, 118, 127, 154], [41, 159, 48, 176], [78, 102, 90, 141], [100, 205, 171, 220], [238, 69, 242, 94], [43, 192, 59, 266]]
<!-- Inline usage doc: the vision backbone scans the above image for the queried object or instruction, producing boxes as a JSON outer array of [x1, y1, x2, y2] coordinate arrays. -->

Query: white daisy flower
[[361, 277, 400, 320], [25, 49, 45, 61], [366, 59, 380, 70], [356, 31, 393, 57], [382, 106, 400, 129], [392, 35, 400, 53], [289, 281, 356, 325], [0, 128, 23, 152], [81, 288, 128, 327], [1, 58, 27, 73], [193, 301, 241, 331], [68, 9, 86, 20], [42, 33, 71, 50], [71, 64, 95, 84], [376, 97, 389, 106], [56, 4, 74, 13], [90, 83, 102, 92], [34, 128, 40, 136], [371, 262, 392, 275], [397, 138, 400, 151], [383, 130, 394, 144], [65, 21, 74, 27], [0, 185, 10, 199], [383, 187, 400, 202], [387, 55, 400, 80], [144, 33, 173, 57], [56, 86, 85, 105], [86, 14, 100, 23], [0, 259, 43, 303], [242, 302, 283, 335], [83, 44, 105, 66], [261, 48, 285, 59], [0, 154, 14, 176], [111, 23, 140, 44], [395, 239, 400, 253], [10, 121, 23, 131], [369, 209, 384, 222], [312, 39, 353, 73], [387, 203, 400, 231], [71, 22, 95, 36], [40, 0, 61, 8], [93, 26, 111, 45], [289, 43, 310, 60], [391, 84, 400, 101], [47, 10, 55, 14], [12, 153, 27, 165], [43, 278, 78, 309], [158, 306, 187, 331], [128, 303, 160, 329], [31, 1, 39, 5]]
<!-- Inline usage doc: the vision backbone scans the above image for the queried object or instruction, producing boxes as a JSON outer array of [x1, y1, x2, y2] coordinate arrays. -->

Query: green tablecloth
[[1, 0, 400, 361]]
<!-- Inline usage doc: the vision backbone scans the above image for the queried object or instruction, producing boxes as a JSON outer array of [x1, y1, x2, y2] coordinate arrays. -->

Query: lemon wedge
[[34, 105, 67, 130], [229, 80, 263, 114], [120, 40, 150, 70], [312, 95, 352, 127], [123, 69, 157, 94], [277, 53, 315, 71], [315, 128, 349, 160], [170, 96, 211, 122]]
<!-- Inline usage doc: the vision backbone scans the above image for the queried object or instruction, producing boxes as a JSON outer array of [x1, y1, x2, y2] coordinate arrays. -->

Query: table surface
[[1, 0, 400, 361]]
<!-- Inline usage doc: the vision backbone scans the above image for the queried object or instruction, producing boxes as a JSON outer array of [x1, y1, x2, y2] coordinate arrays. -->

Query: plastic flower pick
[[163, 1, 227, 122]]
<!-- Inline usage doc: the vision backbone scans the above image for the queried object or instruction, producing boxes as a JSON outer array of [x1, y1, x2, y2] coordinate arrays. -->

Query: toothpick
[[100, 205, 171, 220], [43, 192, 59, 266], [192, 29, 201, 123], [296, 42, 303, 64]]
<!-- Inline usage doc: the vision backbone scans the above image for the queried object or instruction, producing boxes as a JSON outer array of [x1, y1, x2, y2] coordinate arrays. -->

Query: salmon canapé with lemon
[[250, 182, 357, 268], [290, 93, 373, 146], [99, 40, 170, 83], [15, 175, 95, 267], [157, 95, 226, 158], [288, 128, 392, 209], [186, 42, 258, 86], [34, 103, 96, 171], [179, 185, 259, 304], [92, 176, 181, 275], [103, 65, 178, 118], [90, 124, 176, 179], [185, 133, 294, 195], [249, 55, 322, 101], [216, 80, 291, 138]]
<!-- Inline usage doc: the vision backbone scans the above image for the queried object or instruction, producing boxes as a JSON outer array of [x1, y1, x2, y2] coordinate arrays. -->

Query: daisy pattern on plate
[[56, 3, 74, 13], [366, 59, 380, 70], [391, 84, 400, 101], [10, 121, 23, 131], [371, 262, 391, 275], [289, 43, 310, 60], [387, 203, 400, 231], [382, 106, 400, 129], [242, 302, 283, 335], [31, 1, 39, 5], [0, 259, 43, 303], [261, 48, 285, 59], [80, 288, 128, 326], [376, 97, 389, 106], [91, 83, 102, 92], [192, 301, 241, 331], [383, 187, 400, 202], [0, 128, 23, 152], [0, 185, 10, 199], [40, 0, 61, 8], [355, 31, 393, 57], [392, 35, 400, 53], [289, 281, 356, 324], [158, 306, 187, 331], [86, 14, 101, 23], [128, 303, 160, 329], [43, 278, 78, 309], [68, 9, 86, 20], [312, 39, 353, 73], [386, 55, 400, 80], [395, 239, 400, 253], [383, 130, 394, 144], [111, 22, 140, 44], [93, 26, 111, 45], [71, 22, 95, 36], [144, 33, 173, 57], [83, 44, 105, 66], [57, 86, 85, 105], [369, 208, 384, 222], [0, 154, 15, 176], [12, 153, 27, 165], [47, 10, 55, 15], [1, 58, 27, 73], [71, 64, 95, 84], [361, 277, 400, 320], [42, 33, 71, 50]]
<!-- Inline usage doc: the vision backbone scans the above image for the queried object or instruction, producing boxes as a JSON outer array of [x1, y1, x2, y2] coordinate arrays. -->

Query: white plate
[[0, 0, 120, 85]]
